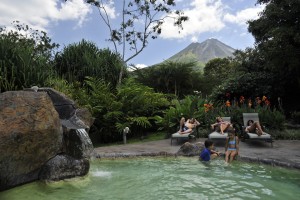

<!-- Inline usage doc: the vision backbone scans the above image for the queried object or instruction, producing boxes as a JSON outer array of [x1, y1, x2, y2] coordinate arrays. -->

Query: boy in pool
[[199, 139, 220, 161]]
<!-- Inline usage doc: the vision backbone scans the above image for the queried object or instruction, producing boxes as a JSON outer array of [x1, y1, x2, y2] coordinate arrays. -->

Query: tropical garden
[[0, 0, 300, 145]]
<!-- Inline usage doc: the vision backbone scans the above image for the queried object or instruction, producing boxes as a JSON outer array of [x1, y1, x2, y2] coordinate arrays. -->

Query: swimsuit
[[181, 125, 189, 131], [227, 138, 236, 151]]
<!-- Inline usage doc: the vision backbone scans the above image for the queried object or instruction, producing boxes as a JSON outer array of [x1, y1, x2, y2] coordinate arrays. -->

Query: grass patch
[[93, 131, 167, 148]]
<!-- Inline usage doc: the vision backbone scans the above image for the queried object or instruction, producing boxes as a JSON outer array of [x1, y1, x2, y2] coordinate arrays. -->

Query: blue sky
[[0, 0, 264, 68]]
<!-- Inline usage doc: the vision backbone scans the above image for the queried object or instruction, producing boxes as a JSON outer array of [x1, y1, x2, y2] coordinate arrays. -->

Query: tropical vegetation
[[1, 0, 300, 145]]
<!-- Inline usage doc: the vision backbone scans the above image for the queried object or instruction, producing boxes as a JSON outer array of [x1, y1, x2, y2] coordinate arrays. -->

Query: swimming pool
[[1, 157, 300, 200]]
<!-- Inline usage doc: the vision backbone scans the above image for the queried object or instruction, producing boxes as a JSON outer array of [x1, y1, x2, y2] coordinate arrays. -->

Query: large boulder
[[0, 91, 63, 191], [39, 154, 90, 181], [176, 142, 205, 156], [36, 88, 94, 128], [37, 87, 76, 119], [0, 88, 95, 191]]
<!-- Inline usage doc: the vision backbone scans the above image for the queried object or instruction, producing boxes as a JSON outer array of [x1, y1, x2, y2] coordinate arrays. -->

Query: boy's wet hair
[[204, 139, 214, 148]]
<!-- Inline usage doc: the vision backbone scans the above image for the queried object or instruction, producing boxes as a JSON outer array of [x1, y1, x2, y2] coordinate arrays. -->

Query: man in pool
[[199, 139, 220, 161]]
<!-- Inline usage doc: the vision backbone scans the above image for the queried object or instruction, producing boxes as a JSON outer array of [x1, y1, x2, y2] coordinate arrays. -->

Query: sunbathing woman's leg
[[220, 123, 231, 134], [254, 122, 263, 136], [248, 122, 263, 136], [178, 117, 185, 132]]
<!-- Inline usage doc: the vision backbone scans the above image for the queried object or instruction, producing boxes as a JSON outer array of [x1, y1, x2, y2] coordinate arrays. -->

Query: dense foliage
[[248, 0, 300, 112], [53, 77, 170, 143], [54, 40, 125, 88], [133, 61, 203, 97], [0, 22, 58, 92]]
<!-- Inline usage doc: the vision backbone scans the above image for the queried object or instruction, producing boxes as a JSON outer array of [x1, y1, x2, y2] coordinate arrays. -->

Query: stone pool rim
[[93, 139, 300, 170], [93, 152, 300, 170]]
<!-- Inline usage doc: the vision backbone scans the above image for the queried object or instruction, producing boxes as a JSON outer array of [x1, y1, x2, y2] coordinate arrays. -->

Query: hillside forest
[[0, 0, 299, 144]]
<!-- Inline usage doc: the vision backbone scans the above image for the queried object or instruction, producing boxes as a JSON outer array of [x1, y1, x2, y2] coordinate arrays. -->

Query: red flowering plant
[[201, 97, 234, 131], [205, 90, 286, 132]]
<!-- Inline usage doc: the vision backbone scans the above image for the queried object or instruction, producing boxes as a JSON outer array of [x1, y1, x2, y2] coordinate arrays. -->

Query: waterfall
[[75, 128, 94, 157]]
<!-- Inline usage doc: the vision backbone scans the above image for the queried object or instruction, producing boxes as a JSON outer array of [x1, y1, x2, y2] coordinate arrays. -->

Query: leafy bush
[[54, 40, 125, 88], [290, 111, 300, 124], [0, 22, 58, 92], [271, 129, 300, 140], [157, 95, 206, 137]]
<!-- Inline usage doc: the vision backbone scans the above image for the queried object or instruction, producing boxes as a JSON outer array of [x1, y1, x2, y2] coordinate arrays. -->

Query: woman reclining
[[211, 116, 232, 135], [178, 117, 200, 134], [245, 120, 264, 136]]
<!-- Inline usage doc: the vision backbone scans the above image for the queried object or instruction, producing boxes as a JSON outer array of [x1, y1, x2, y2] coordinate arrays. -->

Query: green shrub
[[157, 95, 207, 137], [290, 111, 300, 124], [271, 129, 300, 140], [54, 40, 125, 88], [0, 22, 58, 92]]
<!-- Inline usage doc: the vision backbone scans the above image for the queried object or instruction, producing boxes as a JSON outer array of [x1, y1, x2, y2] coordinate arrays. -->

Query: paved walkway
[[93, 138, 300, 169]]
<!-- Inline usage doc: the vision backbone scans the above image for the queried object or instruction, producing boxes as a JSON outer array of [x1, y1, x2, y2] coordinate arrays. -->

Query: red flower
[[204, 103, 213, 112], [226, 100, 231, 107]]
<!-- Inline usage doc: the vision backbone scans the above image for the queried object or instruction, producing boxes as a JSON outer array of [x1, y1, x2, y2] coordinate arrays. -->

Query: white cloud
[[223, 5, 264, 26], [127, 63, 148, 71], [135, 64, 148, 69], [0, 0, 91, 31], [191, 36, 198, 42], [157, 0, 265, 42], [159, 0, 225, 39], [105, 1, 117, 19]]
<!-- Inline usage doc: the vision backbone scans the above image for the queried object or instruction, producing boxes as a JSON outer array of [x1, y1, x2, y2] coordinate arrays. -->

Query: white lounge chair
[[171, 129, 196, 145], [242, 113, 273, 147], [208, 117, 231, 140]]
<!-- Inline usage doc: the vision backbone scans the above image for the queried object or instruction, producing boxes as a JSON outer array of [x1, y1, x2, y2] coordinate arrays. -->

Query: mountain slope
[[166, 38, 236, 68]]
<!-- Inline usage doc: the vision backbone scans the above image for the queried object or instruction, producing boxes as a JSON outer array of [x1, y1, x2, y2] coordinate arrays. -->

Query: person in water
[[225, 129, 239, 163], [199, 139, 220, 161]]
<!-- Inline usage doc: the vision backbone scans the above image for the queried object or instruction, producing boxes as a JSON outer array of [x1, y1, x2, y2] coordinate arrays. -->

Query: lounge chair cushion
[[247, 132, 271, 139], [171, 132, 192, 138], [208, 131, 228, 139]]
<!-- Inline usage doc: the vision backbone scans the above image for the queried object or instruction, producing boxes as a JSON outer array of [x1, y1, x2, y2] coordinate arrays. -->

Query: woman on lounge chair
[[245, 120, 264, 136], [211, 116, 232, 135], [178, 117, 200, 134]]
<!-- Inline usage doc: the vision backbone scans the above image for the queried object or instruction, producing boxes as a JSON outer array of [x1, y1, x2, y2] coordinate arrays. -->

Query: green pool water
[[1, 157, 300, 200]]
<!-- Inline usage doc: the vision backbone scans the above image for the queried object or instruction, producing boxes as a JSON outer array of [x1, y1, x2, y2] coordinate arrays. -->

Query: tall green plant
[[54, 40, 125, 88], [117, 78, 169, 137], [0, 22, 58, 92]]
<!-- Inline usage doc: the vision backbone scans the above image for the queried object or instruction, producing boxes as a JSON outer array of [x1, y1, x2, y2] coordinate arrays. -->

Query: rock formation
[[176, 142, 204, 156], [0, 88, 94, 191]]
